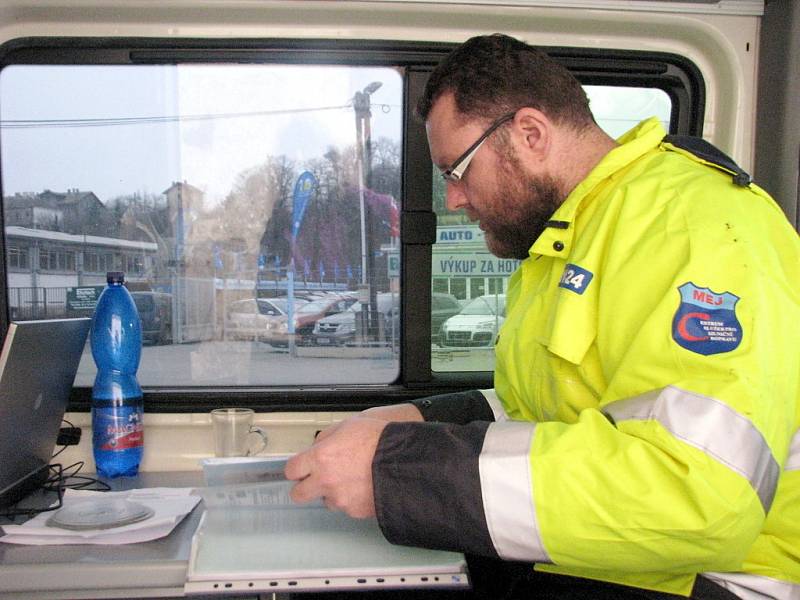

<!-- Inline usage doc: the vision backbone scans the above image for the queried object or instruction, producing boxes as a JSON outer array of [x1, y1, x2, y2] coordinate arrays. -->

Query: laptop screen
[[0, 318, 91, 509]]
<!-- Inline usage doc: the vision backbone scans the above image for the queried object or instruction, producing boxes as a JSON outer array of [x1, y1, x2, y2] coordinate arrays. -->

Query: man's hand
[[314, 402, 423, 443], [285, 416, 389, 519], [361, 402, 424, 422]]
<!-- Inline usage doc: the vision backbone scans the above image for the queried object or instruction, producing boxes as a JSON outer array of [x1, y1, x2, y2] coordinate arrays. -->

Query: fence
[[10, 281, 217, 345], [8, 287, 74, 321]]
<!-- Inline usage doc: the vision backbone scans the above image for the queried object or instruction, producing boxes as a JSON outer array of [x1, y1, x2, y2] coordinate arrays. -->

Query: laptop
[[0, 318, 91, 509]]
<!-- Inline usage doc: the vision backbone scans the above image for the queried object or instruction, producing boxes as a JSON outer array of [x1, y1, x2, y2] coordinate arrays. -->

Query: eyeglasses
[[440, 111, 516, 182]]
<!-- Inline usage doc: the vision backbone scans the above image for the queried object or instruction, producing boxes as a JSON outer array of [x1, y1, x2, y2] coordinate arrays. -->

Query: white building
[[5, 226, 158, 319]]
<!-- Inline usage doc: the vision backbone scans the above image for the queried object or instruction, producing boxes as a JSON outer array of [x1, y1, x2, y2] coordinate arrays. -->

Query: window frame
[[7, 244, 28, 270], [0, 37, 704, 412], [38, 245, 76, 272]]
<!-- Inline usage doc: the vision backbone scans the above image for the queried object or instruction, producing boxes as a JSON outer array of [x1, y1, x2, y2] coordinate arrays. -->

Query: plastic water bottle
[[90, 272, 144, 478]]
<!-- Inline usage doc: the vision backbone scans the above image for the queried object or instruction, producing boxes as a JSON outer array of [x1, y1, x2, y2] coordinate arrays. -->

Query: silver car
[[439, 294, 506, 348], [313, 293, 399, 346]]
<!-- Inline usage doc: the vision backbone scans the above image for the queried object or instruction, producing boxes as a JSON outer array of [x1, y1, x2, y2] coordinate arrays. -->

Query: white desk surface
[[0, 472, 204, 600], [1, 472, 472, 600]]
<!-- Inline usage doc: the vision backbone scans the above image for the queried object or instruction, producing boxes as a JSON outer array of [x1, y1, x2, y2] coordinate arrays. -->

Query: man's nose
[[445, 182, 469, 211]]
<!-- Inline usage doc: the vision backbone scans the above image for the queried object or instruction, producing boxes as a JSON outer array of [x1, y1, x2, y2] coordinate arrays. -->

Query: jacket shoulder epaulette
[[661, 134, 752, 187]]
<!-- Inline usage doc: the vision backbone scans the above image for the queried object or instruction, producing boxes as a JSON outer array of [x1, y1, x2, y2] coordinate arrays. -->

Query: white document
[[198, 479, 321, 509], [200, 455, 290, 486], [0, 487, 201, 545]]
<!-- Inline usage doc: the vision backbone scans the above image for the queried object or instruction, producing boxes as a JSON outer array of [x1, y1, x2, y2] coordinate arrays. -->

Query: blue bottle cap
[[106, 271, 125, 284]]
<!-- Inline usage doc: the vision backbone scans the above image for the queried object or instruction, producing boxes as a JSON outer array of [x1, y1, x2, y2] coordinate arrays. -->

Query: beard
[[479, 159, 564, 260]]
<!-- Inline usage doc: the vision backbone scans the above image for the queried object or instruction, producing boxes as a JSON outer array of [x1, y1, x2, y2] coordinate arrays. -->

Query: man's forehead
[[427, 92, 463, 130], [426, 93, 480, 164]]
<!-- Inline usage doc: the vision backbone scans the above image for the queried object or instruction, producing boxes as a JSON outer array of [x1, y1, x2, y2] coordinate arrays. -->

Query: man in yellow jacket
[[286, 34, 800, 599]]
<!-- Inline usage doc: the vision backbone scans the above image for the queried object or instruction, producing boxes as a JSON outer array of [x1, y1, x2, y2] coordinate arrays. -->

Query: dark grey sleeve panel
[[372, 420, 499, 558], [411, 390, 496, 424]]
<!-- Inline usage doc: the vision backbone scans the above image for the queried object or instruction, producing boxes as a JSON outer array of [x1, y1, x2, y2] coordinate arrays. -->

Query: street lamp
[[354, 81, 382, 285], [353, 81, 382, 341]]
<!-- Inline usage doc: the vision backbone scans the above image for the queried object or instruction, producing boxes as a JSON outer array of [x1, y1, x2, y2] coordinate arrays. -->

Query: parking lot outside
[[73, 338, 493, 388]]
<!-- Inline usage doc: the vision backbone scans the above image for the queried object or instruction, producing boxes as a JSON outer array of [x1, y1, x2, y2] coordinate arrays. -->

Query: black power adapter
[[57, 427, 82, 446]]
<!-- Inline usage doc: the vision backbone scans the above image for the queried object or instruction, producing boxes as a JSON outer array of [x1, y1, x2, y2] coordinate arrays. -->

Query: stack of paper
[[185, 481, 469, 594], [0, 487, 201, 545]]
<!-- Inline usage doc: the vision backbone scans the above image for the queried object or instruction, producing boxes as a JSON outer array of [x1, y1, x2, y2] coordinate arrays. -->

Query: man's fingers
[[289, 474, 323, 504], [284, 450, 313, 481], [323, 496, 341, 512], [285, 417, 384, 518]]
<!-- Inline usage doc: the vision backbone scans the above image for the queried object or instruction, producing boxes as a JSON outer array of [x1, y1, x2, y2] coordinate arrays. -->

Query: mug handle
[[246, 425, 268, 456]]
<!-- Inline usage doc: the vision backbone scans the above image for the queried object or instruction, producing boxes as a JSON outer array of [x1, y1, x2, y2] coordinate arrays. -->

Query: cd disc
[[46, 497, 154, 530]]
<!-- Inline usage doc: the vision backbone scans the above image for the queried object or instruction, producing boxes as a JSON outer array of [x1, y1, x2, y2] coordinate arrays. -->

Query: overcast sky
[[0, 64, 404, 205], [0, 64, 669, 207]]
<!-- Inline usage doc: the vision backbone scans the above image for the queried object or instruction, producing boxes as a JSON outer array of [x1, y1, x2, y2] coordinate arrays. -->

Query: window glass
[[1, 64, 403, 387], [8, 244, 28, 269], [432, 85, 672, 372]]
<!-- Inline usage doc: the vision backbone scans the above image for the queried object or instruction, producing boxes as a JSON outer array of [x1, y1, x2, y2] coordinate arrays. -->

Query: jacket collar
[[530, 117, 667, 259]]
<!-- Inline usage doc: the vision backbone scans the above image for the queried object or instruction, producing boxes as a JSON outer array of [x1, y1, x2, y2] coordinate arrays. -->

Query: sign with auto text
[[435, 225, 484, 245]]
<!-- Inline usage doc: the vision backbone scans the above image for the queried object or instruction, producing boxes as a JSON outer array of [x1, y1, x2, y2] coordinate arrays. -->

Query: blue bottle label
[[93, 402, 144, 452]]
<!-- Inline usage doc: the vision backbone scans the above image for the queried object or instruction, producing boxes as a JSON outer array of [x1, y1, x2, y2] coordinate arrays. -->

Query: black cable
[[2, 420, 113, 521], [1, 464, 64, 521], [51, 417, 77, 459], [46, 461, 111, 493], [1, 458, 110, 522]]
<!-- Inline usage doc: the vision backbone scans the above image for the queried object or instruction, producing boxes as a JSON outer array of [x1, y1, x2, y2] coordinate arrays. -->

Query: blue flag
[[292, 171, 318, 240], [212, 245, 224, 270]]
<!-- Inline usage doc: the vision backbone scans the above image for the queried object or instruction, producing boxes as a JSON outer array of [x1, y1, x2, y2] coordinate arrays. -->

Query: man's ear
[[513, 107, 551, 162]]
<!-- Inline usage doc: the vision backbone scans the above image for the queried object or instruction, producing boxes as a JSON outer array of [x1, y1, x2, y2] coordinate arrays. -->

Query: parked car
[[313, 293, 399, 347], [430, 292, 464, 344], [439, 294, 506, 348], [225, 297, 306, 342], [262, 294, 358, 347], [130, 291, 173, 345]]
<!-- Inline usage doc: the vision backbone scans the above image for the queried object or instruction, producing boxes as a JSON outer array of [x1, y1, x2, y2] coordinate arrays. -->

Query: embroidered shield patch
[[672, 282, 742, 355]]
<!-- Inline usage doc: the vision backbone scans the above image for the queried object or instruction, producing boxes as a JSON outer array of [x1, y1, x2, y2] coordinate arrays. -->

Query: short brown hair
[[417, 34, 594, 130]]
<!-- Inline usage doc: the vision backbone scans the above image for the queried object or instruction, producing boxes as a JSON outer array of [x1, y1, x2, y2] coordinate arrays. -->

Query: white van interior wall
[[60, 411, 355, 471], [0, 0, 759, 165]]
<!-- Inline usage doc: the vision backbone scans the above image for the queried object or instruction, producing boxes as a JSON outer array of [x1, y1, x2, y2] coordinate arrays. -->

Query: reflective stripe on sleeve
[[603, 385, 779, 513], [704, 572, 800, 600], [480, 388, 509, 422], [785, 429, 800, 472], [478, 420, 550, 562]]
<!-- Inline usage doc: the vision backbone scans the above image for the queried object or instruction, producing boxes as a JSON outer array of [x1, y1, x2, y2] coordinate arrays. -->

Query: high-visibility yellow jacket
[[486, 118, 800, 596], [375, 117, 800, 599]]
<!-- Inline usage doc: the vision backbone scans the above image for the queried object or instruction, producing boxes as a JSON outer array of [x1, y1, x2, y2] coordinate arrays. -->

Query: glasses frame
[[441, 111, 517, 182]]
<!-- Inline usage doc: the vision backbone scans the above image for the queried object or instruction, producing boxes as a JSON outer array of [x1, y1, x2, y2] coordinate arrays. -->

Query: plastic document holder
[[184, 481, 469, 594]]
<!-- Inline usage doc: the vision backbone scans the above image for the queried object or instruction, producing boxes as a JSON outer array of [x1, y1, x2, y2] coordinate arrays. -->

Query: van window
[[1, 61, 403, 390], [0, 40, 699, 408]]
